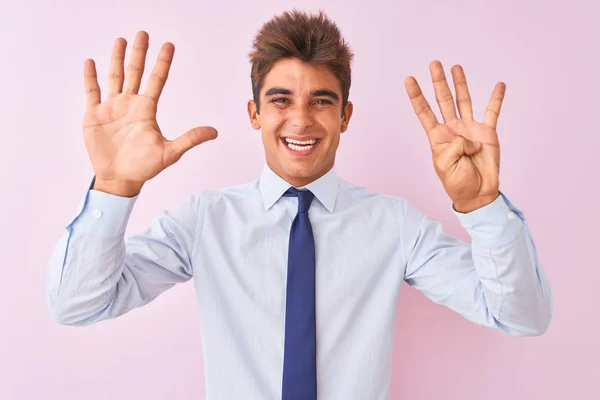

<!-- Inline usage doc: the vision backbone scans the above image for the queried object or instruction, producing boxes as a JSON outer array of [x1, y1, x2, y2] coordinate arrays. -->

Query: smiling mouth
[[280, 137, 321, 154]]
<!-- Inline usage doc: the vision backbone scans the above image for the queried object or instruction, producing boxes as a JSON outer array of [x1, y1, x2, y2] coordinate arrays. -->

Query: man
[[46, 10, 553, 400]]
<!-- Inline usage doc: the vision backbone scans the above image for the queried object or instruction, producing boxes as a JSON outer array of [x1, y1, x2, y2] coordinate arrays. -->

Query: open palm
[[405, 61, 505, 212], [82, 31, 217, 190]]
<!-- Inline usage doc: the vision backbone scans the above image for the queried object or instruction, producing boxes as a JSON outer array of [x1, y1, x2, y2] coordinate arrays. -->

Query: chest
[[194, 202, 405, 304]]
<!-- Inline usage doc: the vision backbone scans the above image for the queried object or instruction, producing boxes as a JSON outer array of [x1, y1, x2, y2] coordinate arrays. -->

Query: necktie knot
[[283, 187, 315, 214]]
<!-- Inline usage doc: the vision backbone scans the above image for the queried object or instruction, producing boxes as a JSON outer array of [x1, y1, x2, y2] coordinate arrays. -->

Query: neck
[[268, 160, 334, 188]]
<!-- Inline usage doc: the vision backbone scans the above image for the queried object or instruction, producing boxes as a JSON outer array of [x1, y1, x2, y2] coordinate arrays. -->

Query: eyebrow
[[264, 87, 340, 101]]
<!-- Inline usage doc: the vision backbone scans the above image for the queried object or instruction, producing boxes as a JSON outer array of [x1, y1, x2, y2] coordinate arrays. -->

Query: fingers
[[83, 59, 101, 109], [405, 76, 439, 134], [108, 37, 127, 97], [165, 126, 218, 166], [450, 65, 474, 120], [123, 31, 149, 94], [144, 42, 175, 101], [430, 60, 458, 123], [483, 82, 506, 130]]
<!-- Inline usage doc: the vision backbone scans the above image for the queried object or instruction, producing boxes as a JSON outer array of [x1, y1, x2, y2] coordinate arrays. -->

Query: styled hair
[[248, 10, 354, 115]]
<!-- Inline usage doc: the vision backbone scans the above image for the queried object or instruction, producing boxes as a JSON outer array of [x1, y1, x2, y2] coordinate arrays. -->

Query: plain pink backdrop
[[1, 0, 598, 399]]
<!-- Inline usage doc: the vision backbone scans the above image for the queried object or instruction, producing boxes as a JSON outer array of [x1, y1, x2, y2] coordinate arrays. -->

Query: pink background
[[1, 0, 598, 398]]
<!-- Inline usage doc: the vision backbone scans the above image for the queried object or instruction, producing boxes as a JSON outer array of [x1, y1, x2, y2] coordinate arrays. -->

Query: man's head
[[247, 10, 354, 187]]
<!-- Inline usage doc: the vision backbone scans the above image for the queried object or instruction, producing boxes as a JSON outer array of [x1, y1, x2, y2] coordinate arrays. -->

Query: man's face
[[248, 58, 353, 187]]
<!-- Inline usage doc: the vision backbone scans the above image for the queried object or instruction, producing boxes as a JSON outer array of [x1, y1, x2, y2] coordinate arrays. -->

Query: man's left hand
[[405, 60, 505, 213]]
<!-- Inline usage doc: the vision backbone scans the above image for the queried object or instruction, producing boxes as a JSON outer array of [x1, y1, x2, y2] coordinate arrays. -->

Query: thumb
[[165, 126, 218, 166], [462, 136, 482, 156], [449, 134, 481, 158], [436, 135, 481, 172]]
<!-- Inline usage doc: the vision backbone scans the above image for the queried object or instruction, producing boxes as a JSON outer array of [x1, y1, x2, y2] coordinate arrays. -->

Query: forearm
[[472, 224, 552, 336], [46, 180, 197, 326], [47, 230, 127, 326], [46, 185, 139, 326], [460, 193, 553, 336]]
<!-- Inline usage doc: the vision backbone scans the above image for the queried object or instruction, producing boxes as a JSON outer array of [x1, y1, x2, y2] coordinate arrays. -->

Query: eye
[[314, 99, 332, 105], [272, 98, 290, 104]]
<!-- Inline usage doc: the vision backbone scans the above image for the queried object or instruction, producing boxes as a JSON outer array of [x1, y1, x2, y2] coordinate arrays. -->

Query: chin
[[282, 159, 332, 184], [283, 163, 316, 178]]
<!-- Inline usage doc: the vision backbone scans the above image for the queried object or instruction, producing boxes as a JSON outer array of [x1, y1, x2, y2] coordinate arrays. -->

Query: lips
[[280, 137, 320, 156], [281, 135, 320, 141]]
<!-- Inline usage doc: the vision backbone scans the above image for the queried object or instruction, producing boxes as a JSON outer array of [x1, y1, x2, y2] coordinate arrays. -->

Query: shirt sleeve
[[45, 176, 200, 326], [401, 191, 553, 336]]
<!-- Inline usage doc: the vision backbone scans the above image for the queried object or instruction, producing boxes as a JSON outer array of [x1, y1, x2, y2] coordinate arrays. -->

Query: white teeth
[[287, 142, 315, 151], [284, 138, 317, 145]]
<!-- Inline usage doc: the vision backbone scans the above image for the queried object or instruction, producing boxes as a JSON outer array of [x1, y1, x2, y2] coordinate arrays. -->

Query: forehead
[[261, 58, 341, 95]]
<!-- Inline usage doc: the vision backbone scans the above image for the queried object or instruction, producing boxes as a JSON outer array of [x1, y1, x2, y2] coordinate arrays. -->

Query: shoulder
[[200, 180, 256, 201], [182, 179, 258, 212], [338, 177, 407, 211], [337, 178, 429, 236]]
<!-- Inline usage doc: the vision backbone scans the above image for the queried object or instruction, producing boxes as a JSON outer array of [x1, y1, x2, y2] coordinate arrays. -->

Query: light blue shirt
[[46, 163, 553, 400]]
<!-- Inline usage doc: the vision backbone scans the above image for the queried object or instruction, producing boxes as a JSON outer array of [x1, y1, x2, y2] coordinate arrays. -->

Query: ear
[[341, 101, 354, 133], [247, 100, 261, 130]]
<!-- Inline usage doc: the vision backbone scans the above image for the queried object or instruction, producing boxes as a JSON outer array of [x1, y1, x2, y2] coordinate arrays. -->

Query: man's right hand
[[82, 30, 218, 197]]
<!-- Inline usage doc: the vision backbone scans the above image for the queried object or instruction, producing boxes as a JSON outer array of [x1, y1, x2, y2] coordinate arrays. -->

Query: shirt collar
[[258, 162, 339, 213]]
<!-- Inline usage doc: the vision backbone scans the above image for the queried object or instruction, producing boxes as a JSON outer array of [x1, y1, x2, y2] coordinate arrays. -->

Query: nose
[[288, 103, 314, 130]]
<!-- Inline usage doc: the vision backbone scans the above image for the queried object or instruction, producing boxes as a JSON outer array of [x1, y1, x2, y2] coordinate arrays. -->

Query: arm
[[47, 30, 218, 326], [402, 192, 553, 336], [46, 176, 200, 326]]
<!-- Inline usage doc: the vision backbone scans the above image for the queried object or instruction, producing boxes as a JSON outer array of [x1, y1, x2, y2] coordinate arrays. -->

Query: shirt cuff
[[67, 176, 140, 237], [452, 191, 525, 248]]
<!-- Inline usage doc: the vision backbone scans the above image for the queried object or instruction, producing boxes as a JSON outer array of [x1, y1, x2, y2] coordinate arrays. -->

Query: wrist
[[92, 178, 144, 197], [453, 192, 500, 214]]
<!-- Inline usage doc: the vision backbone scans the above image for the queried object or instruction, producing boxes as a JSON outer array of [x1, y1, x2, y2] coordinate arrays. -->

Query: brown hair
[[248, 10, 354, 115]]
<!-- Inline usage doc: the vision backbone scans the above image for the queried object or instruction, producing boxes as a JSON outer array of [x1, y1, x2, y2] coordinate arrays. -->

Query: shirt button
[[93, 209, 103, 219], [508, 212, 516, 220]]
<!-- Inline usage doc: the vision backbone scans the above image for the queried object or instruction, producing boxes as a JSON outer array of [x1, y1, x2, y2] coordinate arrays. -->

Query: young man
[[46, 10, 553, 400]]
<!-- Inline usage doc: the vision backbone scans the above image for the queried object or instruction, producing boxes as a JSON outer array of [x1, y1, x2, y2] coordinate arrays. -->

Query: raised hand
[[405, 61, 505, 213], [82, 31, 218, 196]]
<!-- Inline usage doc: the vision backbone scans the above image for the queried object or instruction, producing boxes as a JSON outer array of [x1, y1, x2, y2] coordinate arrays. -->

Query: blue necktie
[[281, 187, 317, 400]]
